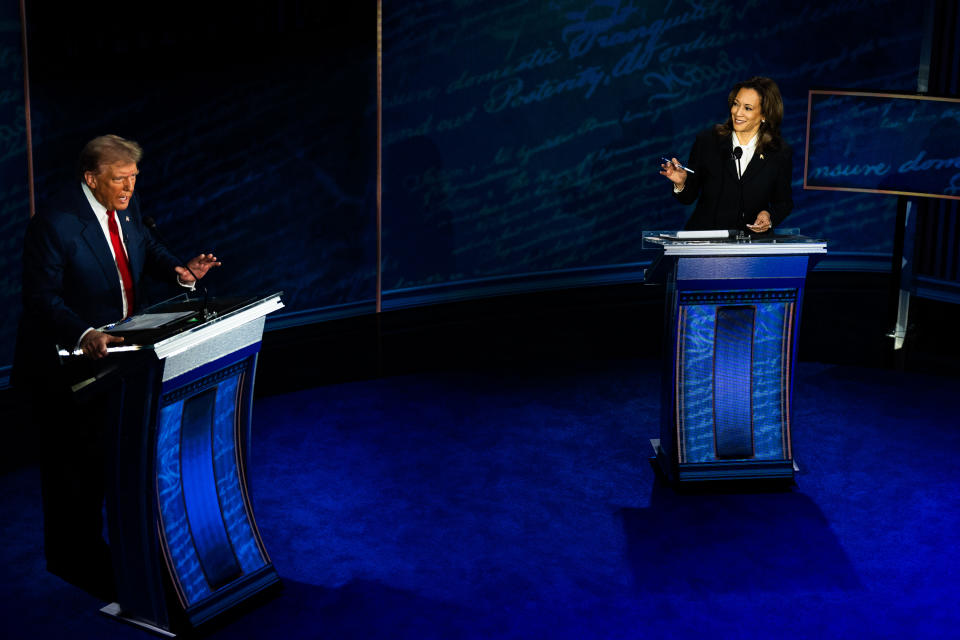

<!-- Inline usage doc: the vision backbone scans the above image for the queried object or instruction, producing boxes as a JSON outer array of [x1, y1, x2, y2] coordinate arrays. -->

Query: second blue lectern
[[644, 232, 826, 483]]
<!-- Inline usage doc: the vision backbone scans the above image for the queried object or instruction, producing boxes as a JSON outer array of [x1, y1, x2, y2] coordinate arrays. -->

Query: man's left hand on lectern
[[80, 329, 124, 359]]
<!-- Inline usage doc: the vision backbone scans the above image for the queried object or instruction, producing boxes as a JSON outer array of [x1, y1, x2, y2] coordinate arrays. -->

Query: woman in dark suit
[[660, 76, 792, 232]]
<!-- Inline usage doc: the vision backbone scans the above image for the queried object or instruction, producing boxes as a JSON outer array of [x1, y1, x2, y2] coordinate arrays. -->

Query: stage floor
[[1, 359, 957, 639]]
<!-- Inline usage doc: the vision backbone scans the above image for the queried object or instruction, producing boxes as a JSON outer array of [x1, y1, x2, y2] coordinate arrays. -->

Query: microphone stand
[[732, 146, 748, 242], [143, 217, 216, 321]]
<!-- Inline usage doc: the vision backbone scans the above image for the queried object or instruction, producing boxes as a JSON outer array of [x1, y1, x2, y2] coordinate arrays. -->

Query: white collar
[[732, 131, 759, 151], [81, 182, 110, 218]]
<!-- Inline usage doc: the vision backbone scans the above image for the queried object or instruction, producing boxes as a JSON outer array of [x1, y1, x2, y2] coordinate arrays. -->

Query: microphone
[[732, 145, 743, 173], [143, 216, 216, 321]]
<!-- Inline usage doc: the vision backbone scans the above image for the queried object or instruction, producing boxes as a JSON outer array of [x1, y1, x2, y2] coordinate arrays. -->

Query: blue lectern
[[62, 292, 284, 636], [644, 232, 826, 483]]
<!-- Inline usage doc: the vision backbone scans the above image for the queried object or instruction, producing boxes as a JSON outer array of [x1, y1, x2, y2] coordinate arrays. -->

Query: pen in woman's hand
[[660, 157, 696, 174]]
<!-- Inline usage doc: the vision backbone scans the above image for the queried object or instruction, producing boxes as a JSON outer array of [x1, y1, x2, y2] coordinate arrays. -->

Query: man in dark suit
[[660, 76, 793, 232], [15, 134, 219, 599]]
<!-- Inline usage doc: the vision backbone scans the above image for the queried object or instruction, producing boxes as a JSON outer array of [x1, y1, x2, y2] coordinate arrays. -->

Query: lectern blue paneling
[[155, 349, 276, 626], [645, 234, 825, 483], [212, 377, 270, 576], [156, 363, 271, 608], [677, 293, 794, 464], [753, 301, 792, 460], [713, 305, 755, 459], [180, 387, 243, 590], [157, 399, 211, 604], [676, 304, 714, 463], [65, 293, 284, 635]]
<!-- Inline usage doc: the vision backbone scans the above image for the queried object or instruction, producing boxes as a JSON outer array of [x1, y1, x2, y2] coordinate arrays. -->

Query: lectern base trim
[[100, 603, 177, 638], [651, 439, 795, 483]]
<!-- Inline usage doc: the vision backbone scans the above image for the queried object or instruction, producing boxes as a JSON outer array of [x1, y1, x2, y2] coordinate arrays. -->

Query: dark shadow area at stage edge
[[620, 475, 861, 595], [197, 578, 502, 640]]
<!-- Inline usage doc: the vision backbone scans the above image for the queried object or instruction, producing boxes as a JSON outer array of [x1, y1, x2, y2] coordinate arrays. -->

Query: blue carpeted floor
[[1, 359, 958, 639]]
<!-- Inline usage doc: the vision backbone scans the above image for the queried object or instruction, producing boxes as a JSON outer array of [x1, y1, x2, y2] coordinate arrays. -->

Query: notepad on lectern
[[661, 230, 731, 240], [104, 311, 196, 333]]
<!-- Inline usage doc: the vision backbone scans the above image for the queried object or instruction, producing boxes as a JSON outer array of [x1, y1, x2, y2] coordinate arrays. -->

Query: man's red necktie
[[106, 209, 135, 316]]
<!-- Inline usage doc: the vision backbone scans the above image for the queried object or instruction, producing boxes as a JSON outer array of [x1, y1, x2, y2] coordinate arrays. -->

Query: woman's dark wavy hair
[[715, 76, 785, 154]]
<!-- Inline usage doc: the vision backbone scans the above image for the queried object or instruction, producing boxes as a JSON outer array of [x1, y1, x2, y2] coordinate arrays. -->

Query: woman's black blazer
[[674, 127, 793, 231]]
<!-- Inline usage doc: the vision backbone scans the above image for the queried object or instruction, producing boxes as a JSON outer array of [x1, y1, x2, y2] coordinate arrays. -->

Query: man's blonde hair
[[78, 134, 143, 178]]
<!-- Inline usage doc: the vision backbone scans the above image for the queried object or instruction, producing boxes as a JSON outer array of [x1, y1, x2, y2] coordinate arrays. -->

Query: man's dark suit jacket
[[14, 184, 180, 384], [674, 127, 793, 231]]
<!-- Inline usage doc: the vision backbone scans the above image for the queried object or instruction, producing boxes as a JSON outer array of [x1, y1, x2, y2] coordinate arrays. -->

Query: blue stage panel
[[677, 304, 715, 464], [157, 400, 214, 604], [156, 358, 276, 611], [181, 387, 243, 590], [713, 306, 756, 458], [677, 291, 795, 464], [212, 377, 271, 575], [753, 301, 793, 459]]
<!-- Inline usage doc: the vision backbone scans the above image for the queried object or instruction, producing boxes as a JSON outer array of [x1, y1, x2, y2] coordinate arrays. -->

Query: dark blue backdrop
[[0, 5, 29, 371], [382, 0, 926, 296], [0, 1, 935, 369]]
